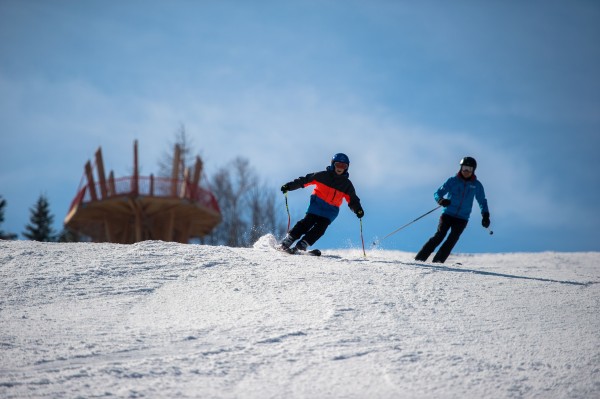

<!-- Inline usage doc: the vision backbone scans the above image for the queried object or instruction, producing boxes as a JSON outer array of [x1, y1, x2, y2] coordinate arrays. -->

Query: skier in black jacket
[[280, 153, 364, 253]]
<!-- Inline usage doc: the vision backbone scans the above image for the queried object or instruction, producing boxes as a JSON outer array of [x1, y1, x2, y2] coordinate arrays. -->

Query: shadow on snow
[[405, 262, 595, 287]]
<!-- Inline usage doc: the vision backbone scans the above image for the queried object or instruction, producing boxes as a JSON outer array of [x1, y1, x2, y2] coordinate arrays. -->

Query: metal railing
[[68, 176, 220, 214]]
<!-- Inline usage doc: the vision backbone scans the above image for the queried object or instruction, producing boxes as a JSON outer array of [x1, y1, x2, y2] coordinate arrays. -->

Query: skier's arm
[[434, 178, 451, 204], [282, 173, 317, 193], [475, 182, 489, 215], [476, 182, 490, 227], [347, 185, 364, 218]]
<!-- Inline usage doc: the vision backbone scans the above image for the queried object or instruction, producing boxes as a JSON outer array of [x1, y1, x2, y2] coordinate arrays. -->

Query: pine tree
[[0, 195, 6, 236], [0, 195, 17, 240], [23, 194, 55, 242]]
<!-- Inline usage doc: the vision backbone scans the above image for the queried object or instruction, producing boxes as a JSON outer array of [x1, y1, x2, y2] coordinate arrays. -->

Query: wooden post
[[84, 160, 98, 201], [149, 174, 154, 196], [95, 147, 108, 199], [180, 167, 190, 198], [165, 210, 175, 241], [108, 171, 116, 196], [103, 215, 113, 242], [121, 221, 130, 244], [171, 144, 181, 197], [191, 156, 203, 198], [129, 198, 143, 242], [180, 220, 191, 243], [132, 140, 139, 196]]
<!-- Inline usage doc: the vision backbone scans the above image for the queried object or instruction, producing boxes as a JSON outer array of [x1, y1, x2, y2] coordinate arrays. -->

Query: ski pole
[[485, 226, 494, 235], [359, 218, 366, 258], [374, 205, 442, 245], [284, 192, 291, 233]]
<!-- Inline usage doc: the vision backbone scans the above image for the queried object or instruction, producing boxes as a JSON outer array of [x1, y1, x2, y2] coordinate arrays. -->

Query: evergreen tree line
[[1, 128, 286, 246], [0, 194, 60, 241]]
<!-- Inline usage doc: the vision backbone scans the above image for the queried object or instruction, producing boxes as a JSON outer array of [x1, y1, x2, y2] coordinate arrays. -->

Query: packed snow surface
[[1, 235, 598, 398]]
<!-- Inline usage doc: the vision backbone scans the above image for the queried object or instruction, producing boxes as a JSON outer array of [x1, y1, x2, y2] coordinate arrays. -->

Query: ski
[[306, 249, 322, 256], [276, 246, 321, 256], [291, 248, 322, 256]]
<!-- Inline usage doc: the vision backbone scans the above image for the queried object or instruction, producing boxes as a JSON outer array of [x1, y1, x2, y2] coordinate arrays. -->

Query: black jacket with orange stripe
[[285, 166, 362, 222]]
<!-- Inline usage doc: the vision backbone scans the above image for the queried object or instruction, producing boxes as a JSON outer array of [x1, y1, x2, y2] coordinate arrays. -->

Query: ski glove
[[356, 208, 364, 219], [482, 212, 490, 228], [438, 198, 451, 207], [281, 184, 290, 194]]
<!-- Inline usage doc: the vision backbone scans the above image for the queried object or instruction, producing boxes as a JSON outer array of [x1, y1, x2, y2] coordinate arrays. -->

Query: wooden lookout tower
[[64, 140, 221, 243]]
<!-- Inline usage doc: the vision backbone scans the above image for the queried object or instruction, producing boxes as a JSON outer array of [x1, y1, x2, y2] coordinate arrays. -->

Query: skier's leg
[[301, 215, 331, 246], [284, 214, 319, 250], [415, 215, 451, 261], [288, 214, 317, 241], [432, 217, 468, 263]]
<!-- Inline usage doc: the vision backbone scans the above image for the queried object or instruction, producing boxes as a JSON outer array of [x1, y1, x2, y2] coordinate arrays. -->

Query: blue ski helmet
[[331, 153, 350, 169]]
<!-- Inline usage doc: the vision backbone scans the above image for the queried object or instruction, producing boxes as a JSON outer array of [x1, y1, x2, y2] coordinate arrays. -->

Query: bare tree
[[206, 157, 285, 247], [157, 123, 197, 180], [248, 186, 284, 244], [156, 128, 284, 246]]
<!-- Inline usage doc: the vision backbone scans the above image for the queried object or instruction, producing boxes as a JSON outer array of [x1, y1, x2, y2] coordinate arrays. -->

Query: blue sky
[[1, 0, 599, 253]]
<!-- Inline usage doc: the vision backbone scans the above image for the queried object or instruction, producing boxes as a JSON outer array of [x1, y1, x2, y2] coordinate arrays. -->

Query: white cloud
[[0, 71, 582, 232], [123, 84, 574, 229]]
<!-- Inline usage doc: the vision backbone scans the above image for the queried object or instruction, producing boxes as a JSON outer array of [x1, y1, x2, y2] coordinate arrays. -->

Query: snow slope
[[1, 235, 598, 398]]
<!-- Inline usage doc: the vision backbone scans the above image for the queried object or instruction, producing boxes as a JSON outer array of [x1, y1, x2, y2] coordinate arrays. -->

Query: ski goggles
[[334, 162, 349, 169], [461, 165, 474, 173]]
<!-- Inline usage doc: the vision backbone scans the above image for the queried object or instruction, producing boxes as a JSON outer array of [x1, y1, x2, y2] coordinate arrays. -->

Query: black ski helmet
[[460, 156, 477, 170], [331, 153, 350, 169]]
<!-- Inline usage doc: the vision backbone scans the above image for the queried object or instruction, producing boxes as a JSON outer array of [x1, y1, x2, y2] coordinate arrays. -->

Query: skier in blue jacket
[[415, 156, 490, 263]]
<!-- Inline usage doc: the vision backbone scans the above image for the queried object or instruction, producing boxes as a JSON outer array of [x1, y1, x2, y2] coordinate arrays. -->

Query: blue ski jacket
[[434, 173, 489, 221]]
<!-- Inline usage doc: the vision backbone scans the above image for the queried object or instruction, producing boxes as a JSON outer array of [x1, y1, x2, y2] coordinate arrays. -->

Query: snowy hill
[[1, 236, 598, 398]]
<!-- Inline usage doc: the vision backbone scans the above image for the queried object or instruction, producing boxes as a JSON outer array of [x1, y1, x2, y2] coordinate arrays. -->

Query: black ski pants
[[289, 213, 331, 246], [415, 213, 468, 263]]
